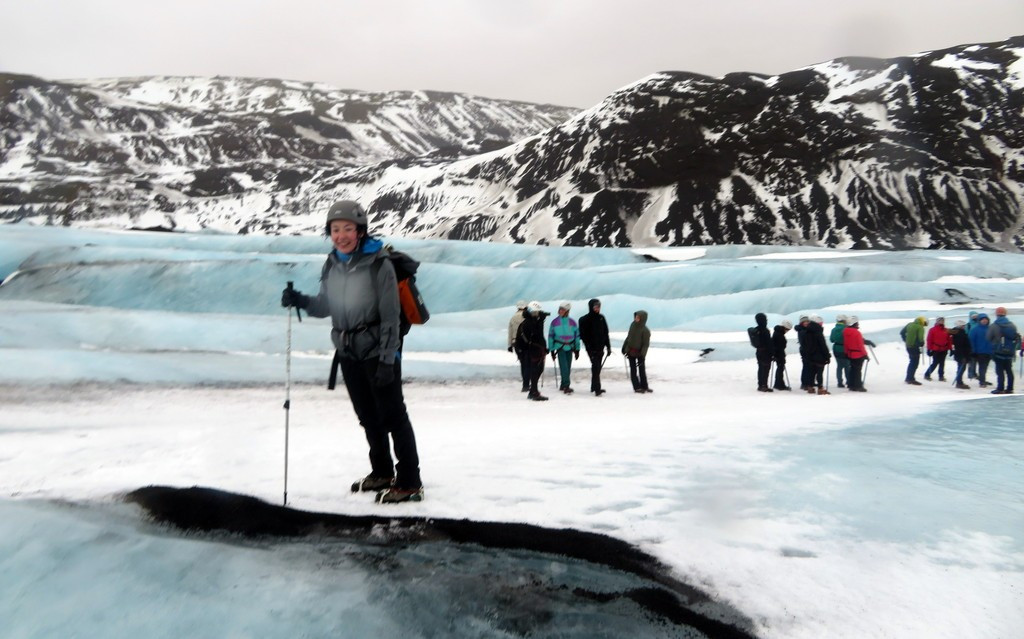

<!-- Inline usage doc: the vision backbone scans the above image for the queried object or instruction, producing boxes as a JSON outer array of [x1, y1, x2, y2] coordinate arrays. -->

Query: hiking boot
[[906, 380, 922, 386], [938, 377, 946, 382], [806, 387, 817, 394], [562, 387, 574, 394], [837, 382, 845, 388], [643, 388, 653, 393], [757, 386, 773, 392], [375, 486, 424, 504], [594, 389, 606, 396], [980, 381, 992, 387], [528, 393, 549, 401], [521, 385, 529, 392], [634, 389, 645, 394], [991, 389, 1006, 395], [851, 387, 867, 392], [955, 383, 971, 390], [817, 387, 830, 395], [773, 386, 791, 391], [351, 475, 394, 493], [924, 376, 932, 381]]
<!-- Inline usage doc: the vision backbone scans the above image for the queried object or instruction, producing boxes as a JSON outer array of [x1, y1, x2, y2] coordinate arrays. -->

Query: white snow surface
[[1, 224, 1022, 639]]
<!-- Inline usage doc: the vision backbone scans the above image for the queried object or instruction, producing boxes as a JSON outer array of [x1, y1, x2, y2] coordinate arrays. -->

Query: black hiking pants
[[628, 355, 648, 391], [526, 350, 545, 396], [756, 350, 773, 389], [773, 356, 788, 389], [848, 356, 866, 390], [587, 349, 605, 393], [515, 347, 529, 390], [339, 357, 422, 490]]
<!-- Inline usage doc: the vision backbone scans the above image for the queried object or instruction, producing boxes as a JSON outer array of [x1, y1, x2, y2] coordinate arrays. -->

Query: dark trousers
[[587, 349, 605, 392], [756, 351, 773, 388], [848, 356, 866, 390], [975, 354, 991, 385], [516, 348, 529, 389], [811, 362, 825, 388], [906, 347, 921, 382], [954, 356, 967, 385], [773, 357, 787, 389], [993, 357, 1014, 391], [800, 357, 813, 388], [339, 357, 421, 489], [628, 355, 648, 391], [925, 351, 947, 379], [526, 351, 545, 395]]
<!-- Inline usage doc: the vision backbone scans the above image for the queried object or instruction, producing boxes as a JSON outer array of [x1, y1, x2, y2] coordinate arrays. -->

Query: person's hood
[[634, 310, 648, 326], [992, 315, 1011, 325], [806, 321, 824, 334], [976, 313, 990, 322], [332, 237, 383, 262], [588, 298, 601, 313], [755, 312, 768, 329]]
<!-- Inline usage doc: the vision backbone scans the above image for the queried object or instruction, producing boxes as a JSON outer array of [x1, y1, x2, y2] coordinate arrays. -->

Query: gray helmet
[[325, 200, 368, 230]]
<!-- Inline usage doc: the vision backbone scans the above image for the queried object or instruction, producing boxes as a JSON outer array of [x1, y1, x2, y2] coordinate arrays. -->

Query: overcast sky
[[3, 0, 1022, 107]]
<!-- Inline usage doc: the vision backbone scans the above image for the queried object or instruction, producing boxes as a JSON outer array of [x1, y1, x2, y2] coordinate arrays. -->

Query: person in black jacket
[[795, 315, 811, 390], [950, 319, 972, 389], [515, 301, 550, 401], [578, 298, 612, 396], [805, 315, 832, 394], [753, 312, 774, 392], [772, 320, 792, 390]]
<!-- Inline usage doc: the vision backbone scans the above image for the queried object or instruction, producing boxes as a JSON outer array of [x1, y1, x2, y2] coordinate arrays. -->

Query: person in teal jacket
[[548, 302, 581, 393], [829, 315, 850, 388]]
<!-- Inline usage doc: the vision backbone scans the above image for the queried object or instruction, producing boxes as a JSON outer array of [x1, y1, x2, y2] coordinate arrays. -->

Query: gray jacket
[[304, 249, 402, 365]]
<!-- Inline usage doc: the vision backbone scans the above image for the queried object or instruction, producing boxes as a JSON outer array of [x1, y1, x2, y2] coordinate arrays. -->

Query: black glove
[[551, 352, 557, 361], [281, 287, 308, 309], [508, 345, 514, 353], [606, 347, 612, 356], [865, 340, 876, 347], [573, 350, 579, 360], [927, 350, 933, 357], [373, 363, 395, 387]]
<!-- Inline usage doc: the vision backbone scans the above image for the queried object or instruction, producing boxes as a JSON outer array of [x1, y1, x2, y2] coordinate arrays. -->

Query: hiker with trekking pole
[[515, 301, 551, 401], [842, 316, 874, 392], [751, 312, 774, 392], [578, 298, 612, 396], [771, 320, 792, 390], [280, 200, 424, 504], [806, 315, 831, 395], [622, 310, 652, 393]]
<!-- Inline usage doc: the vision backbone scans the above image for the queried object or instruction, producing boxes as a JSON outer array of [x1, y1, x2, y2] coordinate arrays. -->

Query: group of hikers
[[753, 308, 1021, 395], [279, 200, 1022, 505], [507, 300, 652, 401]]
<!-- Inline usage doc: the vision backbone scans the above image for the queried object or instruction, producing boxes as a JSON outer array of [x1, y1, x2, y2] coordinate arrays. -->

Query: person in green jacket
[[622, 310, 652, 393], [548, 302, 581, 393], [829, 315, 850, 388], [903, 316, 928, 385]]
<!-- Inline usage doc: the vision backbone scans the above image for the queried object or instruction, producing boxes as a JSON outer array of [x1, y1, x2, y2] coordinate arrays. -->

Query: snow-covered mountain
[[3, 36, 1024, 249], [0, 75, 577, 232]]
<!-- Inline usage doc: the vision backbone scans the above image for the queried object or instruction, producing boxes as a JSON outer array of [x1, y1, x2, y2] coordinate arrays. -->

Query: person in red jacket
[[924, 317, 952, 381], [843, 316, 875, 392]]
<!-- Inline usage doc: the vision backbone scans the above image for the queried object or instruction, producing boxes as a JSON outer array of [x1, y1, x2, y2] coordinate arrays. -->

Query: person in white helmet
[[515, 301, 551, 401]]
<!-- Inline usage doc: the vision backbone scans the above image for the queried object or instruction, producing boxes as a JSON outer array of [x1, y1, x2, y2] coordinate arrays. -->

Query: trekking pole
[[863, 359, 870, 385], [867, 343, 879, 364], [283, 281, 297, 507], [825, 362, 830, 392], [784, 367, 791, 389]]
